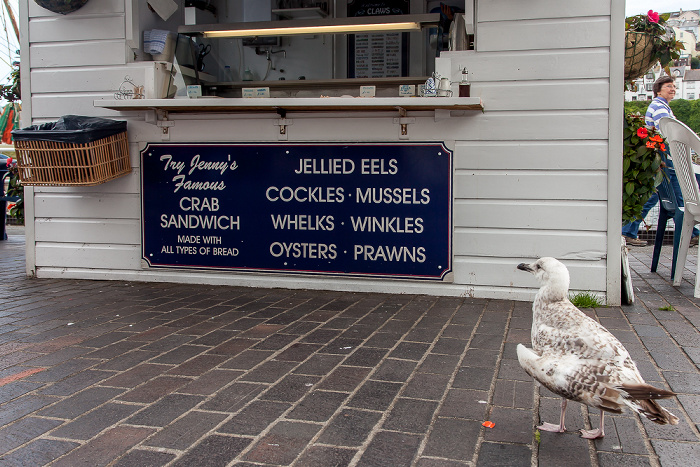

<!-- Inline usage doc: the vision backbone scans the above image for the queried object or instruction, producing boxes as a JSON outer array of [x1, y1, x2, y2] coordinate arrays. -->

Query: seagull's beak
[[517, 263, 534, 273]]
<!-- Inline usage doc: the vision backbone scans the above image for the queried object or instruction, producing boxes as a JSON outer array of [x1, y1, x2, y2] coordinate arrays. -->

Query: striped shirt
[[645, 97, 674, 130]]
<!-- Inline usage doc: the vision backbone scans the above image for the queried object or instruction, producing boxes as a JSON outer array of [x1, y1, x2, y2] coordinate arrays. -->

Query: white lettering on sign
[[355, 187, 430, 204], [353, 245, 426, 263], [266, 186, 345, 203], [269, 242, 338, 259], [270, 214, 335, 231], [349, 216, 423, 234], [161, 214, 241, 230], [295, 158, 356, 174], [179, 197, 220, 211], [360, 159, 398, 175]]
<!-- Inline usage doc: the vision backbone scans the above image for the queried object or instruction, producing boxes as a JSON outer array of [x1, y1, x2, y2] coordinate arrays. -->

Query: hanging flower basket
[[624, 31, 656, 81], [34, 0, 89, 15]]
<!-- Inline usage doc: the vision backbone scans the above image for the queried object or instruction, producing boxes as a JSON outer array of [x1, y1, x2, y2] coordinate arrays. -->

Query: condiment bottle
[[459, 68, 470, 97]]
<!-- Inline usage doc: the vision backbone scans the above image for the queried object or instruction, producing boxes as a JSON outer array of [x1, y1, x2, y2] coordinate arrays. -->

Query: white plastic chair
[[658, 117, 700, 294]]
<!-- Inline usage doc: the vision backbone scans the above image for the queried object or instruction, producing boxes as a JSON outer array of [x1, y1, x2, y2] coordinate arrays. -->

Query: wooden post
[[2, 0, 19, 43]]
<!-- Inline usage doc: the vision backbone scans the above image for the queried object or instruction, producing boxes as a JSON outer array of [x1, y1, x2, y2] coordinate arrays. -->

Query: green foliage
[[4, 162, 23, 223], [625, 11, 684, 76], [669, 99, 700, 135], [692, 56, 700, 69], [569, 291, 605, 308], [622, 113, 665, 224], [658, 304, 675, 311], [0, 62, 19, 103]]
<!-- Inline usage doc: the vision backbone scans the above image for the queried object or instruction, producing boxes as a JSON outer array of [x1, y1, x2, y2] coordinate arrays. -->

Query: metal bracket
[[275, 109, 292, 140], [393, 107, 415, 140], [145, 109, 174, 141]]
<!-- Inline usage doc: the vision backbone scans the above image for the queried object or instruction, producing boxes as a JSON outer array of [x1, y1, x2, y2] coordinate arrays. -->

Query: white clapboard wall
[[22, 0, 622, 303]]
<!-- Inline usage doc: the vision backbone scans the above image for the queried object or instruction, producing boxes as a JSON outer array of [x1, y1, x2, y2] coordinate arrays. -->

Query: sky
[[626, 1, 700, 15]]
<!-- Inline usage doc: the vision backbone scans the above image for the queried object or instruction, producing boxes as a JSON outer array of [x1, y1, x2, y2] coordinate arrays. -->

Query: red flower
[[660, 143, 666, 151], [649, 135, 663, 142], [646, 141, 656, 148], [5, 157, 11, 165], [637, 127, 648, 138], [647, 10, 659, 23]]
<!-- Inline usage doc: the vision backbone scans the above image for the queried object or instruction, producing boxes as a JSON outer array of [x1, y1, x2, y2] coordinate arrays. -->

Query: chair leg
[[673, 213, 695, 286], [671, 210, 684, 279], [652, 209, 670, 272]]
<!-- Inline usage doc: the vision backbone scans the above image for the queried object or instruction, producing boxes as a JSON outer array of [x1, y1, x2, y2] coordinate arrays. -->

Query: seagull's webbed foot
[[579, 427, 604, 439], [537, 422, 566, 432], [580, 409, 605, 439]]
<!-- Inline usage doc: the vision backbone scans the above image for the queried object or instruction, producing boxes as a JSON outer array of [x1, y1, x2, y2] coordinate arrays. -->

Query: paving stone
[[416, 457, 472, 467], [476, 442, 531, 467], [384, 398, 439, 433], [402, 372, 451, 400], [492, 379, 534, 409], [417, 354, 460, 375], [591, 415, 648, 455], [647, 440, 699, 465], [483, 406, 532, 444], [244, 421, 321, 465], [661, 370, 700, 393], [218, 400, 291, 436], [166, 354, 228, 376], [372, 358, 418, 382], [0, 380, 43, 404], [347, 380, 402, 411], [239, 360, 298, 383], [252, 333, 298, 351], [144, 410, 228, 450], [538, 431, 592, 467], [422, 417, 481, 461], [452, 366, 495, 391], [0, 394, 59, 427], [219, 349, 273, 370], [439, 388, 490, 420], [51, 426, 154, 467], [287, 390, 348, 422], [275, 343, 323, 362], [39, 386, 125, 419], [317, 366, 372, 392], [50, 402, 141, 440], [101, 363, 172, 388], [111, 449, 176, 467], [261, 374, 320, 403], [0, 438, 79, 466], [597, 452, 652, 467], [200, 381, 265, 412], [364, 332, 403, 349], [294, 445, 356, 467], [389, 342, 431, 360], [177, 369, 242, 395], [316, 409, 382, 447], [357, 431, 422, 466], [94, 350, 160, 371], [343, 348, 388, 367], [293, 354, 344, 376], [0, 416, 64, 453], [24, 358, 96, 383], [127, 393, 204, 427], [497, 359, 531, 381], [117, 375, 191, 403]]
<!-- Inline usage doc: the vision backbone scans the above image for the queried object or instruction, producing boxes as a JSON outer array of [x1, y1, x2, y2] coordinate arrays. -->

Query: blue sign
[[141, 143, 452, 280]]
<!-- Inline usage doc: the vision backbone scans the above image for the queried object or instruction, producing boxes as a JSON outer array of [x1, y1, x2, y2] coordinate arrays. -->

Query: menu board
[[141, 143, 452, 280]]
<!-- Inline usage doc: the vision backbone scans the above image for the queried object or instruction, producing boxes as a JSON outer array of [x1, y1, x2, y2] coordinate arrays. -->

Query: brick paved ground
[[0, 227, 698, 466]]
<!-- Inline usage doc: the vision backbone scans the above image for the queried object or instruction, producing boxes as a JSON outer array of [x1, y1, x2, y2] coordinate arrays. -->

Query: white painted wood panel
[[29, 0, 125, 18], [29, 16, 125, 42], [470, 80, 609, 111], [35, 243, 141, 269], [32, 93, 120, 119], [33, 193, 140, 219], [453, 200, 607, 231], [477, 18, 610, 52], [453, 141, 609, 170], [35, 218, 141, 244], [34, 171, 140, 195], [477, 0, 609, 22], [453, 171, 608, 200], [453, 228, 607, 260], [30, 40, 127, 68], [452, 257, 606, 291], [439, 49, 609, 82]]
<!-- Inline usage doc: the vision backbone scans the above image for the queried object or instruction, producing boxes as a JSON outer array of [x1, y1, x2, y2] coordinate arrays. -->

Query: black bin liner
[[11, 115, 127, 145]]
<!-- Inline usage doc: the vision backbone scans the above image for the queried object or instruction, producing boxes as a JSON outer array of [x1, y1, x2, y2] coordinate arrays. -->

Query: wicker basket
[[625, 31, 657, 81], [12, 131, 131, 186]]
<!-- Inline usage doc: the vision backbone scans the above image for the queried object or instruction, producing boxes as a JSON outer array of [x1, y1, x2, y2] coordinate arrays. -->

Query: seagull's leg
[[580, 409, 605, 439], [538, 398, 567, 432]]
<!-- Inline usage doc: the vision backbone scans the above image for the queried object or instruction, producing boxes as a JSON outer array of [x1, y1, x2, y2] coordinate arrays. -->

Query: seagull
[[516, 257, 679, 439]]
